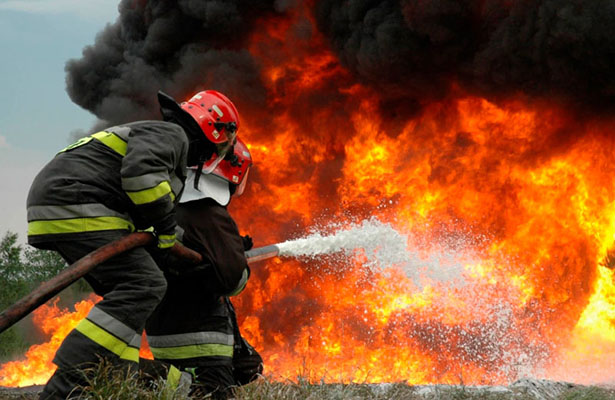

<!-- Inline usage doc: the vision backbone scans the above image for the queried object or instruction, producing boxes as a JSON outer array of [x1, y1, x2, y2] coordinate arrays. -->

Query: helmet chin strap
[[188, 137, 216, 191], [193, 156, 205, 190]]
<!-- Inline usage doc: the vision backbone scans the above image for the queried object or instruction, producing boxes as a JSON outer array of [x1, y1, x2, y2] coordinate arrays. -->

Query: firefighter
[[26, 90, 241, 400], [144, 137, 263, 399]]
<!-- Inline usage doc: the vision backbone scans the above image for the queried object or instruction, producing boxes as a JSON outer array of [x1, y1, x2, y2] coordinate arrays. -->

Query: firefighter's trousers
[[145, 272, 262, 399], [38, 233, 167, 400]]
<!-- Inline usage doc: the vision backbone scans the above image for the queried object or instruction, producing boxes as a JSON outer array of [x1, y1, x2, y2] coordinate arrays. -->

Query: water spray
[[249, 219, 412, 265], [0, 220, 411, 335]]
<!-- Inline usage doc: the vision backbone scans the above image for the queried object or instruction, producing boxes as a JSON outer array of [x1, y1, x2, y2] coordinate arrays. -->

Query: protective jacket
[[27, 121, 188, 248], [146, 198, 249, 368], [31, 119, 190, 400], [144, 167, 261, 399]]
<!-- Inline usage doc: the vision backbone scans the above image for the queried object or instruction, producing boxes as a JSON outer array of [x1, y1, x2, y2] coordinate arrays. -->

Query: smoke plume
[[66, 0, 277, 127], [66, 0, 615, 128], [315, 0, 615, 111]]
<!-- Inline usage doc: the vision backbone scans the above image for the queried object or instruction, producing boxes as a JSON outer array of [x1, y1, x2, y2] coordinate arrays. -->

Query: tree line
[[0, 231, 68, 360]]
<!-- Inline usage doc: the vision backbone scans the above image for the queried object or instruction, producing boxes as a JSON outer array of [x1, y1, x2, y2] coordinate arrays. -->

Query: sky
[[0, 0, 119, 243]]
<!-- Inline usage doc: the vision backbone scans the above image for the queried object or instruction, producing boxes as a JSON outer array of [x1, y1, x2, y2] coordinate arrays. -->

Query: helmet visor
[[201, 122, 237, 173], [235, 168, 250, 196], [201, 137, 236, 174], [201, 153, 223, 174]]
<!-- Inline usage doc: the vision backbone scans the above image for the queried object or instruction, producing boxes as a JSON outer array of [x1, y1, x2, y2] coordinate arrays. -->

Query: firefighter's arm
[[227, 234, 253, 296], [179, 200, 250, 295], [148, 226, 216, 277], [121, 123, 188, 249], [226, 266, 250, 296], [154, 236, 248, 296]]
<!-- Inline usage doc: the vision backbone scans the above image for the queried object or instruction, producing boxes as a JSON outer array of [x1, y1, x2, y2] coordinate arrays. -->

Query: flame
[[229, 8, 615, 386], [231, 94, 615, 384], [4, 4, 615, 388], [0, 294, 153, 388], [0, 295, 99, 387]]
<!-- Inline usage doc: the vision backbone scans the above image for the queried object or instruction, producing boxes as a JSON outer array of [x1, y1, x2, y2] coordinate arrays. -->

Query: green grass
[[562, 386, 615, 400], [74, 361, 187, 400], [1, 367, 614, 400], [234, 378, 525, 399]]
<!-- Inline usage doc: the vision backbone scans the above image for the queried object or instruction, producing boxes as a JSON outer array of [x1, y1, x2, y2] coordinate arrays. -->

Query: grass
[[561, 387, 615, 400], [73, 361, 187, 400], [234, 378, 536, 399], [1, 367, 615, 400]]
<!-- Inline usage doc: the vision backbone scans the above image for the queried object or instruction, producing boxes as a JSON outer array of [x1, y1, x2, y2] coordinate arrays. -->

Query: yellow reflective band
[[228, 269, 249, 296], [228, 279, 247, 297], [28, 216, 134, 236], [150, 343, 234, 360], [167, 365, 181, 390], [92, 131, 128, 156], [119, 346, 140, 363], [157, 234, 176, 249], [126, 181, 173, 205], [75, 319, 139, 362], [58, 136, 94, 153]]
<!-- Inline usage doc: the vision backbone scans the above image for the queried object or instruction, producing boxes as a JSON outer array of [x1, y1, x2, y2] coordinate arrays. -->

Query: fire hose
[[0, 232, 280, 335]]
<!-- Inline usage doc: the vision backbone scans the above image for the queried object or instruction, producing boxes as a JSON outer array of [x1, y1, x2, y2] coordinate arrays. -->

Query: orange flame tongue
[[0, 295, 99, 387], [0, 293, 154, 388], [230, 92, 615, 385]]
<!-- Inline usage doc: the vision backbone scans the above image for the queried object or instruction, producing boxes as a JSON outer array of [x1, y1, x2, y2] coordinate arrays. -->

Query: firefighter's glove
[[242, 235, 253, 251], [156, 230, 176, 250]]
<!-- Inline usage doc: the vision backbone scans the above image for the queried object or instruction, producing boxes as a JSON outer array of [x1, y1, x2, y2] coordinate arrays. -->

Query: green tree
[[0, 231, 67, 359]]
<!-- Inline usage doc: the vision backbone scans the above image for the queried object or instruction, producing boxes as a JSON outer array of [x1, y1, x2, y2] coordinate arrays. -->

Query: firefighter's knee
[[148, 272, 168, 302]]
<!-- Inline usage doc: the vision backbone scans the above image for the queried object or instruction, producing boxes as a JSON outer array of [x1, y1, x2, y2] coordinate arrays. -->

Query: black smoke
[[315, 0, 615, 112], [65, 0, 278, 127], [66, 0, 615, 130]]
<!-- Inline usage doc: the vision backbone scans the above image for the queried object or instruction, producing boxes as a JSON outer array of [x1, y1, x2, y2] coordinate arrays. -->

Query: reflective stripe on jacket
[[27, 203, 135, 236], [27, 121, 188, 245]]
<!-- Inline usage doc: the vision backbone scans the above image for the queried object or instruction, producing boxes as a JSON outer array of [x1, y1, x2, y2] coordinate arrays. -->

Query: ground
[[2, 378, 615, 400]]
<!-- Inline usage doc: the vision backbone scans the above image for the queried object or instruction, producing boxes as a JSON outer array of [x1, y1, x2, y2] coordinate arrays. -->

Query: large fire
[[3, 1, 615, 389], [232, 94, 615, 385]]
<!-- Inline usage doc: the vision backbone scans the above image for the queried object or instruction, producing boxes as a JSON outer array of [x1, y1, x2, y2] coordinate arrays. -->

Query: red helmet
[[211, 137, 252, 196], [181, 90, 240, 173]]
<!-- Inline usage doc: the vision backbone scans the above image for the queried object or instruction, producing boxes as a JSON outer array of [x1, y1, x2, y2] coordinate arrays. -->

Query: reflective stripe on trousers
[[74, 306, 142, 362], [48, 234, 167, 374], [148, 331, 234, 360]]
